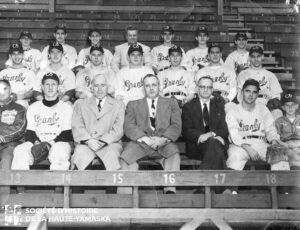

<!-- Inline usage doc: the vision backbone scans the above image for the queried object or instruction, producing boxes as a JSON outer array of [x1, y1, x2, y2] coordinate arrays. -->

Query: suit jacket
[[124, 96, 181, 142], [72, 96, 125, 144], [182, 96, 229, 157], [111, 42, 151, 72]]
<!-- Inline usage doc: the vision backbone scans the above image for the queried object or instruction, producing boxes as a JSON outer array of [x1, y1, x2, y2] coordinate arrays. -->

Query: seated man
[[11, 73, 73, 170], [182, 76, 228, 170], [119, 74, 181, 194], [226, 79, 286, 171], [0, 80, 26, 170], [71, 74, 125, 171], [275, 92, 300, 169]]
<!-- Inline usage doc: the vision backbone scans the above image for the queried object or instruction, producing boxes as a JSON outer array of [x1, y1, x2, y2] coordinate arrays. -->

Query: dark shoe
[[193, 188, 205, 194], [165, 190, 175, 194]]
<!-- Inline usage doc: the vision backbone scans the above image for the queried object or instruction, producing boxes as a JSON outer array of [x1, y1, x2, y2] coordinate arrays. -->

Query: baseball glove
[[31, 142, 51, 164], [266, 98, 281, 111], [266, 144, 289, 165]]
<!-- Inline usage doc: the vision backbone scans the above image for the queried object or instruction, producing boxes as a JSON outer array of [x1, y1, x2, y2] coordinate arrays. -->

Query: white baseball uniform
[[158, 68, 196, 101], [115, 66, 154, 105], [35, 65, 76, 98], [40, 44, 78, 69], [195, 65, 237, 101], [12, 100, 73, 170], [5, 48, 42, 73], [0, 67, 35, 108], [237, 67, 282, 105], [75, 65, 116, 98], [151, 44, 188, 71], [226, 102, 280, 170], [77, 46, 113, 68], [111, 42, 151, 72], [225, 50, 250, 73]]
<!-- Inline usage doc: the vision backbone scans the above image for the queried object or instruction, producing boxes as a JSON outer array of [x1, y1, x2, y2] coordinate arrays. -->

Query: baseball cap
[[168, 45, 183, 56], [162, 25, 174, 34], [249, 45, 263, 55], [242, 78, 260, 91], [90, 45, 104, 54], [235, 32, 247, 40], [208, 43, 222, 53], [282, 92, 298, 105], [9, 42, 23, 54], [19, 31, 32, 39], [42, 72, 60, 84], [128, 44, 143, 55], [48, 41, 63, 53], [55, 24, 67, 33], [196, 26, 209, 36]]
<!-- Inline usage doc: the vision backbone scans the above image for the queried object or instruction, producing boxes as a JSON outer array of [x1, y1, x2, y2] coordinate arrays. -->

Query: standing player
[[12, 73, 73, 170], [158, 46, 196, 107], [151, 26, 188, 73], [40, 24, 77, 69], [226, 79, 286, 171], [76, 28, 113, 68], [75, 45, 116, 99], [237, 46, 282, 115], [5, 31, 41, 73], [111, 25, 151, 72], [34, 42, 76, 103], [115, 44, 154, 105], [195, 43, 236, 104], [225, 32, 250, 75], [0, 42, 35, 108]]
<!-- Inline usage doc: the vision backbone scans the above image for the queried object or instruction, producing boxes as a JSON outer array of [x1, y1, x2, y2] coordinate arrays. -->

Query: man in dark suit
[[182, 76, 228, 170], [119, 74, 182, 194]]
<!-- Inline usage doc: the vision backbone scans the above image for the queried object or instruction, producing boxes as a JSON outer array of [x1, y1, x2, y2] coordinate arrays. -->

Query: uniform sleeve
[[67, 47, 78, 69], [263, 106, 280, 142], [107, 69, 117, 96], [104, 49, 114, 67], [114, 70, 125, 97], [157, 71, 165, 95], [151, 47, 159, 69], [186, 71, 197, 94], [237, 70, 246, 103], [224, 53, 235, 71], [227, 69, 237, 101], [269, 72, 283, 100], [33, 70, 43, 92], [34, 50, 42, 72], [5, 57, 13, 68], [40, 46, 49, 69], [180, 48, 189, 70], [63, 70, 76, 91], [26, 70, 36, 91], [143, 45, 152, 67], [225, 109, 245, 146], [1, 106, 26, 143], [54, 104, 73, 142], [111, 46, 121, 72], [71, 101, 93, 142], [76, 49, 87, 66]]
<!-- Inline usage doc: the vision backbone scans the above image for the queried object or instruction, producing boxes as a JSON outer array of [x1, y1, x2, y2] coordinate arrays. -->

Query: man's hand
[[151, 136, 170, 149], [87, 139, 104, 152], [198, 132, 214, 144], [138, 136, 156, 148], [241, 144, 260, 161]]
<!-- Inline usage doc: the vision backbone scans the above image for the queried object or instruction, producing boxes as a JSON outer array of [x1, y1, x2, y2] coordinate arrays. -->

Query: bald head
[[92, 74, 109, 99]]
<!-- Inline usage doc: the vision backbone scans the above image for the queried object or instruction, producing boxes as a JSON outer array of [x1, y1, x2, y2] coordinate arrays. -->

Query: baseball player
[[0, 80, 26, 170], [11, 73, 73, 170], [75, 45, 116, 99], [226, 79, 286, 171], [34, 42, 76, 103], [275, 92, 300, 169], [237, 46, 282, 107], [225, 32, 250, 75], [111, 25, 151, 72], [77, 28, 113, 68], [157, 45, 196, 107], [5, 31, 41, 73], [151, 26, 188, 73], [0, 42, 35, 108], [40, 24, 77, 69], [115, 44, 154, 105], [186, 26, 224, 73], [195, 43, 236, 104]]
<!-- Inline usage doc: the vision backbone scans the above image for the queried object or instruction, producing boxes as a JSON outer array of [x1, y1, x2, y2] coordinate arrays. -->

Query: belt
[[243, 135, 265, 140], [164, 92, 187, 97], [158, 66, 170, 72]]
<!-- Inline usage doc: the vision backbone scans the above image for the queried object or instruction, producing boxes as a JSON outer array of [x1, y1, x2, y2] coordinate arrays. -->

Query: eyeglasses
[[198, 85, 213, 90]]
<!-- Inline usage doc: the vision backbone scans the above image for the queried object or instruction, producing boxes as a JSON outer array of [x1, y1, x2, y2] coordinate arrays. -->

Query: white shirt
[[77, 46, 113, 68]]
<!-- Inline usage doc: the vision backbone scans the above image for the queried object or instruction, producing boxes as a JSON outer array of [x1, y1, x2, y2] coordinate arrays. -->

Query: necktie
[[203, 103, 209, 131], [98, 100, 102, 112], [150, 100, 156, 129]]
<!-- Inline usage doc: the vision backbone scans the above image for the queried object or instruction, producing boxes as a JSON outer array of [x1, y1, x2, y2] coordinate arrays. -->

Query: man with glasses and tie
[[119, 74, 181, 194], [182, 76, 228, 170], [71, 74, 125, 171]]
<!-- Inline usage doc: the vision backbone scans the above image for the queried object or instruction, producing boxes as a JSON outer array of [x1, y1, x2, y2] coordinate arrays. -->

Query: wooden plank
[[254, 25, 299, 33], [180, 217, 206, 230], [63, 186, 70, 208], [3, 171, 300, 187], [71, 194, 132, 207], [278, 194, 300, 209], [210, 217, 233, 230], [231, 2, 292, 9], [0, 4, 48, 11], [5, 193, 63, 207], [205, 186, 211, 208], [49, 0, 55, 13], [271, 187, 278, 209], [0, 0, 48, 3], [1, 209, 300, 227], [238, 7, 294, 15]]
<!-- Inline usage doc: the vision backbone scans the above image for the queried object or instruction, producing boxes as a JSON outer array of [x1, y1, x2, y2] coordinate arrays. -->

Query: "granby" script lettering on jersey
[[192, 56, 209, 65], [124, 79, 143, 91], [239, 118, 261, 132], [163, 76, 186, 89], [158, 53, 169, 61], [3, 73, 25, 82], [34, 112, 59, 127], [258, 76, 267, 87], [213, 72, 228, 83]]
